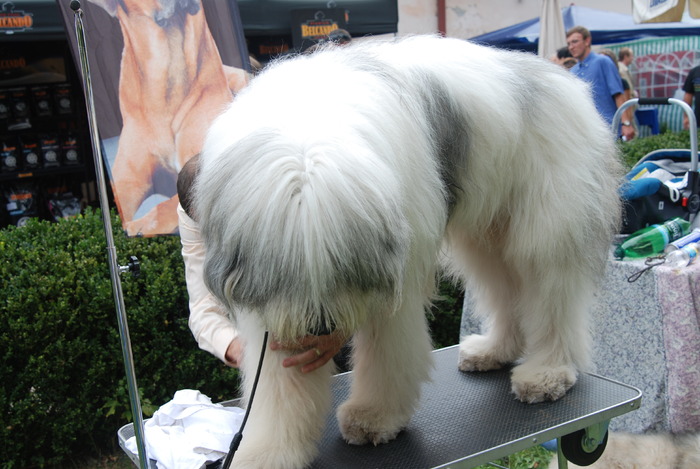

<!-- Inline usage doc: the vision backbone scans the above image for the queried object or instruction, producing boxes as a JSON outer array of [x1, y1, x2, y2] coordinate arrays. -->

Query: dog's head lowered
[[195, 127, 410, 342]]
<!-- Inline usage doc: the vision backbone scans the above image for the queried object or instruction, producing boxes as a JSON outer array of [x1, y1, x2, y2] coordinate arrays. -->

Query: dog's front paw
[[511, 363, 577, 403], [232, 443, 317, 469], [336, 402, 405, 446], [458, 334, 508, 372]]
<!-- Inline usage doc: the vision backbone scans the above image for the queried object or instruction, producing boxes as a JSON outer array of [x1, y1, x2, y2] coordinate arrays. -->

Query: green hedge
[[0, 208, 463, 468], [618, 129, 694, 169], [0, 209, 240, 468]]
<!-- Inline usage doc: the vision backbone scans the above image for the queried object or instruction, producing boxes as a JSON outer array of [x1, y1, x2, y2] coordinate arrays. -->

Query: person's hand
[[621, 124, 636, 141], [224, 337, 244, 368], [270, 330, 348, 373], [683, 115, 690, 130]]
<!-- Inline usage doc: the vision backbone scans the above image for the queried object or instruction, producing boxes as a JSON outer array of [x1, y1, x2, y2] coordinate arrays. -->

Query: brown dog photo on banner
[[85, 0, 248, 236]]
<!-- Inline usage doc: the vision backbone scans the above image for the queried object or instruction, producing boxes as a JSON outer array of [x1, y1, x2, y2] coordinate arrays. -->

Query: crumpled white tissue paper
[[125, 389, 245, 469]]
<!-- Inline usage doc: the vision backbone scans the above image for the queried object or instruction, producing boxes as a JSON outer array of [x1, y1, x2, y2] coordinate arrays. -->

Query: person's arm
[[682, 91, 694, 130], [681, 68, 698, 130], [615, 93, 636, 141], [179, 204, 241, 366], [179, 203, 343, 370], [603, 59, 635, 140]]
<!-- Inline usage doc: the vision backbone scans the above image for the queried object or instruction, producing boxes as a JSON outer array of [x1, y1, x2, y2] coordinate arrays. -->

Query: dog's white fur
[[195, 36, 621, 468], [549, 432, 700, 468]]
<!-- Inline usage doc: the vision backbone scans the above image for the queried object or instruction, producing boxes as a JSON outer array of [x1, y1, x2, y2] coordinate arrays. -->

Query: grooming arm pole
[[70, 2, 148, 468]]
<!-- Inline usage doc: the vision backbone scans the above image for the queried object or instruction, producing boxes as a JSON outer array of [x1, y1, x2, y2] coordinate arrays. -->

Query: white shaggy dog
[[195, 36, 621, 468]]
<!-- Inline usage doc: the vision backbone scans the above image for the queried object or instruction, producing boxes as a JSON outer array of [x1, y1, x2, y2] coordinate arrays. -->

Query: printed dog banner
[[633, 0, 700, 23], [56, 0, 250, 236]]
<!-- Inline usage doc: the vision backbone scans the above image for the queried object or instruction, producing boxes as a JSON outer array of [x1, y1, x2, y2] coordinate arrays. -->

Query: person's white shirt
[[178, 203, 238, 365]]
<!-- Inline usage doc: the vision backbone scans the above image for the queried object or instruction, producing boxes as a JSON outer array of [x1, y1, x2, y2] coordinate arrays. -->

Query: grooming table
[[118, 345, 641, 468]]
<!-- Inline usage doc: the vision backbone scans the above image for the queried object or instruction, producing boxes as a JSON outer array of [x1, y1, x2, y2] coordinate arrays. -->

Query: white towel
[[124, 389, 245, 469]]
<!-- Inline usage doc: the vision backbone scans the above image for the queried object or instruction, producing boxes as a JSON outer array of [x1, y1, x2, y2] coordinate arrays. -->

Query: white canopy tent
[[538, 0, 566, 58]]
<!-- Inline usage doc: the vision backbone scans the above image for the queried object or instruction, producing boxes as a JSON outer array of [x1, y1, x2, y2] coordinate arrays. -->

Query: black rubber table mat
[[118, 345, 641, 468], [308, 345, 641, 469]]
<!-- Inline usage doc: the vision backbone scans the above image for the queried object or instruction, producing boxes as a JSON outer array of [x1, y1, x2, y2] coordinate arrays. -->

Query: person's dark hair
[[557, 46, 572, 60], [618, 47, 633, 62], [177, 154, 200, 220]]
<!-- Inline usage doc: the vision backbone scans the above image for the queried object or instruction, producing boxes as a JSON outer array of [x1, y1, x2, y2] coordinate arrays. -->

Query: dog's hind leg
[[230, 313, 334, 469], [506, 235, 594, 404], [508, 271, 591, 403], [450, 236, 525, 372], [457, 255, 524, 372], [451, 218, 592, 404], [337, 290, 433, 446]]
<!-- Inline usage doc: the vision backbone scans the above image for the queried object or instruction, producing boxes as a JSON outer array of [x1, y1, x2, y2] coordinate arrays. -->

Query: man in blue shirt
[[567, 26, 635, 141]]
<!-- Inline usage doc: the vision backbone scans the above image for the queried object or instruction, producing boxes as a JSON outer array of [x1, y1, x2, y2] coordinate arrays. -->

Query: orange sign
[[0, 3, 33, 34]]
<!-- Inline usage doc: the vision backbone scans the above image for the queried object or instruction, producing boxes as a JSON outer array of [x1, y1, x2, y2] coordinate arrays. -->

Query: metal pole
[[556, 438, 569, 468], [70, 2, 148, 467]]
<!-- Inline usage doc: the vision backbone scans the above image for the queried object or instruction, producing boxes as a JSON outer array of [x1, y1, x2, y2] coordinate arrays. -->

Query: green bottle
[[615, 217, 692, 259]]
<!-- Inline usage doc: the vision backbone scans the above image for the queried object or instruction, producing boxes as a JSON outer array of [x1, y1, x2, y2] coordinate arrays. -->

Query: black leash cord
[[627, 255, 666, 283], [222, 330, 269, 469]]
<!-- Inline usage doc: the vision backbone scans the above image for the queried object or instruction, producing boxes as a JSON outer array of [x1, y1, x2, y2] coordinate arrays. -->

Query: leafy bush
[[0, 208, 464, 468], [430, 279, 465, 349], [618, 130, 694, 169], [0, 209, 239, 468], [474, 444, 553, 469]]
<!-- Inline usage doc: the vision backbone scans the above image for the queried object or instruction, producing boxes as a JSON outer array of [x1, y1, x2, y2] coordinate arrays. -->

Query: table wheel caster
[[560, 422, 609, 466]]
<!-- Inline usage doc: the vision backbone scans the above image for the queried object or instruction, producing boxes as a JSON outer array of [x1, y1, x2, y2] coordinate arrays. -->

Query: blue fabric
[[620, 178, 662, 201], [620, 162, 662, 200], [571, 52, 624, 125], [469, 5, 700, 53], [625, 162, 661, 181]]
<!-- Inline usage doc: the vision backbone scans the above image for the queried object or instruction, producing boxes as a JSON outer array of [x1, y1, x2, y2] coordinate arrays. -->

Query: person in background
[[682, 65, 700, 130], [567, 26, 635, 141], [599, 48, 637, 139], [177, 155, 349, 373], [615, 47, 639, 137], [556, 46, 572, 61], [550, 46, 575, 67], [618, 47, 637, 98]]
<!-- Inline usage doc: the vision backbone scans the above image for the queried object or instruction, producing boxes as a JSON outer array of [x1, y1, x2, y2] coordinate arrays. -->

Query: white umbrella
[[633, 0, 700, 23], [537, 0, 566, 59]]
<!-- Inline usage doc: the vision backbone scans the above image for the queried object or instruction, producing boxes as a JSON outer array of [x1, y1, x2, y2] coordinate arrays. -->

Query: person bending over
[[177, 155, 350, 372]]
